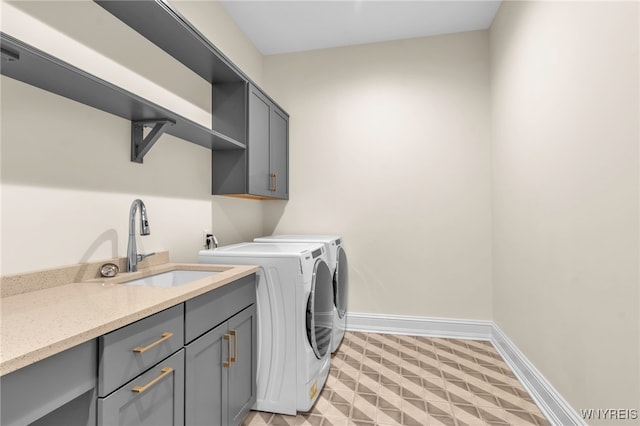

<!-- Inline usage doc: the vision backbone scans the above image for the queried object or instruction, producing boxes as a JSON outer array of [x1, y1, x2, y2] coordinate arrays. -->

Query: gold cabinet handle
[[230, 330, 237, 363], [269, 173, 277, 192], [224, 333, 232, 368], [132, 332, 173, 354], [131, 367, 173, 393]]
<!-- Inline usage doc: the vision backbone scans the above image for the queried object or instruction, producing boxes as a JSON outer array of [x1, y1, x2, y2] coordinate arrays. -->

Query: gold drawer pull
[[230, 330, 237, 363], [131, 367, 173, 393], [224, 333, 232, 368], [132, 332, 173, 354]]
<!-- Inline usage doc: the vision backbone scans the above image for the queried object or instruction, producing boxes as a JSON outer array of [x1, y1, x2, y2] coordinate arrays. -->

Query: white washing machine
[[198, 242, 333, 415], [254, 235, 349, 353]]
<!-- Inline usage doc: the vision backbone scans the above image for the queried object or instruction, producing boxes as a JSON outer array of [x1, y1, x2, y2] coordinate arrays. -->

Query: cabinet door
[[248, 86, 271, 198], [185, 322, 228, 426], [269, 107, 288, 199], [98, 349, 185, 426], [228, 305, 257, 425]]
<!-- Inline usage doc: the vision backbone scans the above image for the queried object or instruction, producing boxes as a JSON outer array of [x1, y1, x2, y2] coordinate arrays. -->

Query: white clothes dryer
[[254, 235, 349, 353], [198, 242, 333, 415]]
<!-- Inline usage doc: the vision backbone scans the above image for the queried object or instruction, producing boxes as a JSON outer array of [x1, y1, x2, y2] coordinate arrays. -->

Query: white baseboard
[[491, 325, 586, 426], [346, 312, 493, 340], [345, 312, 585, 426]]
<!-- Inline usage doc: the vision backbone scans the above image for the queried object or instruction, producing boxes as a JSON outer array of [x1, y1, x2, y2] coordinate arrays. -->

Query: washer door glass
[[306, 259, 333, 359], [334, 246, 349, 319]]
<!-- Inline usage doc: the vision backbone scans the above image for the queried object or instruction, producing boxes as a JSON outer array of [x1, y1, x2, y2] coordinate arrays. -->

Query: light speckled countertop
[[0, 261, 258, 376]]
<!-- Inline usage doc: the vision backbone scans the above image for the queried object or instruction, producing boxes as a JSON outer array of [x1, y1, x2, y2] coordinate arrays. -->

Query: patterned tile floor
[[243, 331, 551, 426]]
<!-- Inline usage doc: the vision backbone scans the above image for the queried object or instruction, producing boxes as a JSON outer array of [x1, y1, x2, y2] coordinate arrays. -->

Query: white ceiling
[[219, 0, 502, 55]]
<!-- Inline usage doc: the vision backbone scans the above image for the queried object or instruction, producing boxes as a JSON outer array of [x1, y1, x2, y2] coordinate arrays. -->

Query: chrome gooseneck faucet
[[127, 199, 155, 272]]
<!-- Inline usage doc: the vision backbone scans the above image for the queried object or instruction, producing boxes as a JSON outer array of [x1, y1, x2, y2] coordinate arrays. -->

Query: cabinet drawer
[[98, 349, 185, 426], [1, 340, 97, 426], [185, 274, 255, 343], [98, 304, 184, 397]]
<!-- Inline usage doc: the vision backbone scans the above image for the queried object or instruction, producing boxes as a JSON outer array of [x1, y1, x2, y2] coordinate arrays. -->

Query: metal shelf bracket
[[131, 119, 176, 163]]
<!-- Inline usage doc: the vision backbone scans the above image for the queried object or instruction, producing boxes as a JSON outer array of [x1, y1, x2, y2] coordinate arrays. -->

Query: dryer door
[[334, 246, 349, 319], [306, 259, 333, 359]]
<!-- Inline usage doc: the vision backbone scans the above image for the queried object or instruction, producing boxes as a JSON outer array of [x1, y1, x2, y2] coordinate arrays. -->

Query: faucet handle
[[137, 252, 156, 263]]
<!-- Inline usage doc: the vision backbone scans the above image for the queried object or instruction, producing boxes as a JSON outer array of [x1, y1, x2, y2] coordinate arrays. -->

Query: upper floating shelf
[[95, 0, 248, 85], [0, 33, 246, 154]]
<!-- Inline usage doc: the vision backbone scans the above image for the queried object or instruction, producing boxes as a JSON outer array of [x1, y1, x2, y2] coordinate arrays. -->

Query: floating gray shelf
[[0, 33, 246, 163], [96, 0, 253, 150], [95, 0, 247, 85]]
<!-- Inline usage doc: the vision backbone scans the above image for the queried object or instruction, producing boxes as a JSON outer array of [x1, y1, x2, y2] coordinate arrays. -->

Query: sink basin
[[122, 269, 220, 287]]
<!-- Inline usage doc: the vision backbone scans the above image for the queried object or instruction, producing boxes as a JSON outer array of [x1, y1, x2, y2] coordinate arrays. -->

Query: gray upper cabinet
[[248, 85, 289, 199], [247, 86, 271, 198], [212, 85, 289, 200], [269, 104, 289, 200], [96, 0, 291, 199]]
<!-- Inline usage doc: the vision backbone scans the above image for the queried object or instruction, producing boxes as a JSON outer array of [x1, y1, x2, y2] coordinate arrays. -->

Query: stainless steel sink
[[121, 270, 220, 287]]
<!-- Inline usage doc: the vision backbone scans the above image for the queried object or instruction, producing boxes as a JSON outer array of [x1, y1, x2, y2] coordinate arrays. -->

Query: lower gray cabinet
[[228, 306, 257, 424], [97, 305, 186, 426], [185, 304, 257, 426], [1, 276, 256, 426], [185, 321, 227, 425], [1, 340, 97, 426], [97, 349, 185, 426]]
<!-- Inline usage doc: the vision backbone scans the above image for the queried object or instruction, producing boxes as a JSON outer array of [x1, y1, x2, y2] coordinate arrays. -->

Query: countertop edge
[[0, 262, 259, 376]]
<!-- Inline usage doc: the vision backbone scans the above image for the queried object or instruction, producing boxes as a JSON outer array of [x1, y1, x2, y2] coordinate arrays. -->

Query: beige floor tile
[[269, 413, 298, 425], [322, 417, 350, 426], [243, 410, 272, 425], [295, 413, 325, 426], [244, 332, 549, 426], [376, 407, 403, 425]]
